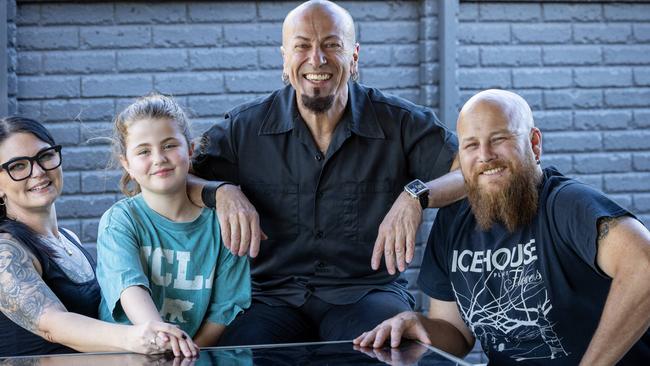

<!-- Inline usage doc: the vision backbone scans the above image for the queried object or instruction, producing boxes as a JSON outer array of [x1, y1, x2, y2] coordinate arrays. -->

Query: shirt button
[[315, 153, 323, 161], [316, 230, 324, 239]]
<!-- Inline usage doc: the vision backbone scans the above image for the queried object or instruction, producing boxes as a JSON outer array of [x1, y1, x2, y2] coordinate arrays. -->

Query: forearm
[[120, 286, 163, 324], [39, 310, 132, 353], [193, 321, 226, 347], [187, 174, 209, 208], [425, 169, 466, 208], [421, 316, 474, 358], [580, 268, 650, 365]]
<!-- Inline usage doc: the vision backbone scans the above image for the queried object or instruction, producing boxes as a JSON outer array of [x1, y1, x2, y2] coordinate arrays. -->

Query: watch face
[[407, 179, 428, 195]]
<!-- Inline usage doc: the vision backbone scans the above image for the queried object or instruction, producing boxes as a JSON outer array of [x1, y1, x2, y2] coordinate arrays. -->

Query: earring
[[0, 197, 5, 206], [282, 72, 290, 85], [536, 159, 541, 165], [351, 70, 359, 82]]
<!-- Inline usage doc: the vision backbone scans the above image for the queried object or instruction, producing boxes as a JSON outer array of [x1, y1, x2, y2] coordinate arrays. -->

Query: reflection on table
[[0, 340, 478, 366]]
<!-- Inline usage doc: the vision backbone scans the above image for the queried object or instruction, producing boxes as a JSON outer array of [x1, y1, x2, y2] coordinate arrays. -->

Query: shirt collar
[[258, 82, 385, 140]]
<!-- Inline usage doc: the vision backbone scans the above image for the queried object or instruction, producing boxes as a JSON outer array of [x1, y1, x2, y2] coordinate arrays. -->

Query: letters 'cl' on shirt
[[192, 82, 459, 307], [96, 194, 251, 336], [418, 167, 650, 365]]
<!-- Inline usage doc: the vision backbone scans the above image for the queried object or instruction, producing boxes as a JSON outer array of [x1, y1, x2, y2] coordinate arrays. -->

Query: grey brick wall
[[458, 2, 650, 229]]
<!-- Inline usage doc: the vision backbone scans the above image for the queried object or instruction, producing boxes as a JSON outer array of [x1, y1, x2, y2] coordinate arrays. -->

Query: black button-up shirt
[[193, 82, 458, 307]]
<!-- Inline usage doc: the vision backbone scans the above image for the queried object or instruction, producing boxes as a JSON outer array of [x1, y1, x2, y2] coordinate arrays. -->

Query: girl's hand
[[165, 332, 200, 358], [127, 321, 197, 356]]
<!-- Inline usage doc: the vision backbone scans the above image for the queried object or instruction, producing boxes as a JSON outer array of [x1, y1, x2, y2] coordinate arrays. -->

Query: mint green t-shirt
[[96, 195, 251, 337]]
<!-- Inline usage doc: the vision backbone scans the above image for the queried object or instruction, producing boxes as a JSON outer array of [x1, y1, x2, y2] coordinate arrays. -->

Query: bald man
[[190, 0, 463, 345], [355, 90, 650, 365]]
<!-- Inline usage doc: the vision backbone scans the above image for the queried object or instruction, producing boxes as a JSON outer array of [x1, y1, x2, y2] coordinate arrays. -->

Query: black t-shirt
[[418, 168, 650, 365]]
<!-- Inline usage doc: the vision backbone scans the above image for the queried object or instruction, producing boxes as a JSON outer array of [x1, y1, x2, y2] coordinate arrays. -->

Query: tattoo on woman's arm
[[0, 239, 65, 334]]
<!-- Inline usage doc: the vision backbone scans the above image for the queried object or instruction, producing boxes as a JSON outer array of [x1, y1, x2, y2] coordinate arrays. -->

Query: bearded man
[[355, 89, 650, 365], [189, 0, 464, 345]]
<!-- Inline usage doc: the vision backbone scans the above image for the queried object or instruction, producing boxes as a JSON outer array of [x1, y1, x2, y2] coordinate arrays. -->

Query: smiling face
[[281, 1, 359, 114], [120, 118, 192, 196], [0, 133, 63, 217]]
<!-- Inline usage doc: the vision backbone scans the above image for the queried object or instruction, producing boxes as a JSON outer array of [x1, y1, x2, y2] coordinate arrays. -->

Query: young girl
[[96, 93, 251, 350]]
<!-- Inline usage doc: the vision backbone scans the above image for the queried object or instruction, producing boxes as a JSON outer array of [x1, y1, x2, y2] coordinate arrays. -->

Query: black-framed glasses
[[0, 145, 63, 181]]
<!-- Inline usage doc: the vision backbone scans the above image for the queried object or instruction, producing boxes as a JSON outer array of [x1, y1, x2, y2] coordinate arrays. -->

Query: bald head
[[457, 89, 534, 135], [283, 0, 356, 47]]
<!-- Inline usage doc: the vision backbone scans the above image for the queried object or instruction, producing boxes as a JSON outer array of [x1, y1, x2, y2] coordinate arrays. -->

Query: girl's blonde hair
[[113, 93, 192, 197]]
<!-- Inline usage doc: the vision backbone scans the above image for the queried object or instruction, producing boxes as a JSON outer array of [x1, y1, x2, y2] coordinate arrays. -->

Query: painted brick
[[574, 110, 631, 130], [634, 194, 650, 212], [604, 173, 650, 193], [385, 88, 419, 104], [17, 101, 41, 120], [458, 24, 510, 45], [191, 119, 219, 138], [57, 194, 117, 219], [8, 99, 19, 116], [573, 24, 632, 44], [81, 219, 101, 243], [633, 110, 650, 128], [609, 194, 634, 210], [42, 99, 114, 123], [481, 46, 541, 67], [257, 2, 297, 21], [574, 68, 633, 88], [81, 26, 151, 49], [225, 71, 290, 93], [534, 110, 572, 131], [155, 73, 224, 95], [62, 147, 112, 170], [344, 3, 392, 21], [189, 2, 256, 23], [80, 122, 113, 144], [258, 47, 284, 70], [359, 45, 392, 67], [223, 24, 282, 46], [19, 76, 80, 99], [17, 4, 40, 25], [604, 46, 650, 65], [419, 17, 438, 41], [605, 89, 650, 107], [479, 3, 541, 22], [515, 90, 543, 110], [188, 94, 256, 118], [17, 27, 79, 50], [8, 74, 17, 96], [458, 69, 511, 89], [570, 174, 603, 190], [189, 48, 257, 71], [544, 132, 602, 153], [360, 21, 419, 43], [153, 25, 222, 47], [390, 2, 419, 20], [62, 172, 80, 195], [420, 85, 438, 108], [604, 4, 650, 21], [512, 24, 571, 44], [634, 153, 650, 171], [512, 69, 572, 88], [633, 67, 650, 86], [394, 45, 419, 66], [17, 52, 40, 75], [459, 3, 478, 22], [542, 4, 602, 22], [40, 3, 113, 25], [540, 154, 572, 173], [604, 131, 650, 151], [47, 123, 81, 146], [542, 45, 601, 66], [544, 90, 602, 109], [420, 63, 439, 84], [82, 170, 122, 193], [118, 49, 187, 72], [361, 67, 420, 89], [458, 47, 478, 67], [115, 3, 186, 24], [58, 219, 82, 239], [82, 75, 153, 98], [574, 153, 632, 174], [634, 24, 650, 43], [44, 51, 115, 74], [420, 40, 438, 63]]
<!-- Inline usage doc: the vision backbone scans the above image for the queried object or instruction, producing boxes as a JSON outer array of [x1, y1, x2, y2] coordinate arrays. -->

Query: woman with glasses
[[0, 117, 196, 357]]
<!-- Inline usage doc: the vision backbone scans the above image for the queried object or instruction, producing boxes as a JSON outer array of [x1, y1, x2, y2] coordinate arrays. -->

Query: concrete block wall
[[458, 2, 650, 228]]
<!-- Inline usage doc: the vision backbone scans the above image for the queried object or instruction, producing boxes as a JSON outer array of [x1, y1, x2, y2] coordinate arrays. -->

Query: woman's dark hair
[[0, 116, 57, 258]]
